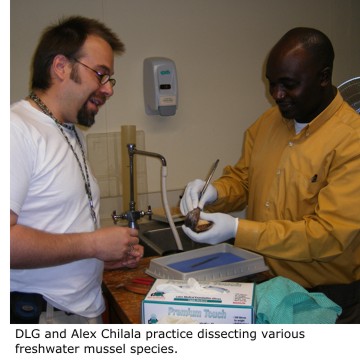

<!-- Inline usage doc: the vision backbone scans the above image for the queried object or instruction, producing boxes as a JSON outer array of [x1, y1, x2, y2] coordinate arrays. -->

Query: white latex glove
[[180, 179, 218, 215], [182, 211, 238, 245]]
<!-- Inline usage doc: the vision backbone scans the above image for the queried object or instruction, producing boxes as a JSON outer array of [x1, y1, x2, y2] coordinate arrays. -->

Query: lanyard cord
[[29, 92, 98, 230]]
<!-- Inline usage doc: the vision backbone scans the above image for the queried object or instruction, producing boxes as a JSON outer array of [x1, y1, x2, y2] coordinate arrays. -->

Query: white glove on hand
[[182, 211, 238, 245], [180, 179, 218, 215]]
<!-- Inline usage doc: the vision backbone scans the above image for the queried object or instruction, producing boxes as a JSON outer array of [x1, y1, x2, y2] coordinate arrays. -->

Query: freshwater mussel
[[184, 207, 213, 233]]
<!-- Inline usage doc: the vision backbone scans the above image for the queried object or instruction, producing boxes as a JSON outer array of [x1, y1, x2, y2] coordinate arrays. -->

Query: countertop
[[102, 257, 156, 324]]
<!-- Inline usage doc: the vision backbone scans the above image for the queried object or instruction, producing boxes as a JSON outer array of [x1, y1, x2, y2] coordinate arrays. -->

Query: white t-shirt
[[10, 100, 104, 317]]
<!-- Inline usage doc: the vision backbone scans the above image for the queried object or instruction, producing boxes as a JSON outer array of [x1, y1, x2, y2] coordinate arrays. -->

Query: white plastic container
[[146, 243, 268, 282]]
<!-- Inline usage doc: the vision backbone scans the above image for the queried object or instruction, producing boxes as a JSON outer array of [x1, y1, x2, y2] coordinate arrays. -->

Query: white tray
[[146, 243, 268, 282]]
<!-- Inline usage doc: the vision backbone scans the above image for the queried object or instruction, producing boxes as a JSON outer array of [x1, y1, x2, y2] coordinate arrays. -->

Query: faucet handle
[[144, 205, 152, 220], [112, 206, 152, 227], [112, 210, 124, 224]]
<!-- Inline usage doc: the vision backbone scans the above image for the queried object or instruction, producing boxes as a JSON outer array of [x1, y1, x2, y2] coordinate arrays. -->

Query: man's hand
[[182, 212, 238, 244], [180, 179, 218, 215]]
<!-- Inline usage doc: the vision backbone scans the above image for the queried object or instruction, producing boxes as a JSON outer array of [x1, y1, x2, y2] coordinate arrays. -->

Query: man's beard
[[77, 102, 95, 127], [70, 67, 96, 127]]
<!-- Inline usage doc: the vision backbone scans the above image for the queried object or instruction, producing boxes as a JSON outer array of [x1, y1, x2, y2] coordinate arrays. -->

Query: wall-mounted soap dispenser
[[143, 57, 178, 116]]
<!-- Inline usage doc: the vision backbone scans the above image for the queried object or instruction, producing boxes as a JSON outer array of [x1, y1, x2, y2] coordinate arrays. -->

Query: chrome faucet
[[112, 143, 166, 229]]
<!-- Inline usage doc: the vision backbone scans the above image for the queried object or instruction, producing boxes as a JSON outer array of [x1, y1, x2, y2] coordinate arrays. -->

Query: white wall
[[11, 0, 360, 198]]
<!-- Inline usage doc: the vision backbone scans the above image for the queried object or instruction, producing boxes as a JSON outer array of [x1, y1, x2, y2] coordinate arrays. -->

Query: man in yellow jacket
[[181, 27, 360, 323]]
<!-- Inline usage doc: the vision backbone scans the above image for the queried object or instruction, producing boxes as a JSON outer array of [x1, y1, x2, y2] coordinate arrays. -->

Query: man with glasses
[[10, 16, 143, 324], [72, 58, 117, 87]]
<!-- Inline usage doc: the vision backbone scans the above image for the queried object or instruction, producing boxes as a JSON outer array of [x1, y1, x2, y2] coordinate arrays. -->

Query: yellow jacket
[[208, 92, 360, 288]]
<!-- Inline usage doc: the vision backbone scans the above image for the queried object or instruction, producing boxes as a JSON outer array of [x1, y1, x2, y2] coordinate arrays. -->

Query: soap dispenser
[[143, 57, 178, 116]]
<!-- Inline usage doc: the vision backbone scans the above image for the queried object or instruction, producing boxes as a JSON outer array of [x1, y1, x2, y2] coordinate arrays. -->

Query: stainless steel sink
[[139, 222, 234, 256]]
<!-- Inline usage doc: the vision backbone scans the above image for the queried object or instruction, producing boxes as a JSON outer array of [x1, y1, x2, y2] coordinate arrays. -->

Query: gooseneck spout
[[112, 143, 183, 250], [128, 143, 167, 166], [127, 144, 166, 217]]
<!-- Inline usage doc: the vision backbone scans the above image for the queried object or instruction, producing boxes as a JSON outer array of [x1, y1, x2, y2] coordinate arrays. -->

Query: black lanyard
[[29, 92, 98, 230]]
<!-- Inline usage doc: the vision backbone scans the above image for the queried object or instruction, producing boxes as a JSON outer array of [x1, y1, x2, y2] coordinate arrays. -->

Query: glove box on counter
[[142, 278, 255, 324]]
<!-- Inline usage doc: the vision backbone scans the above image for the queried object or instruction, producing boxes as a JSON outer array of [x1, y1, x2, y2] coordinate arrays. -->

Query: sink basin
[[139, 222, 234, 256]]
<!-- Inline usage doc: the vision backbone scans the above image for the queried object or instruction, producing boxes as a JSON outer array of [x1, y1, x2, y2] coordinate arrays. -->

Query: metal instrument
[[199, 159, 219, 202]]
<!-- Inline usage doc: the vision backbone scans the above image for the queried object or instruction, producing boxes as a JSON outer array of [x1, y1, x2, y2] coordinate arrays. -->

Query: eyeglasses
[[72, 58, 116, 87]]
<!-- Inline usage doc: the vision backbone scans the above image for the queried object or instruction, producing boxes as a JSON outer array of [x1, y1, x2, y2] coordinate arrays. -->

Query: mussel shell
[[184, 207, 200, 229], [184, 207, 213, 233]]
